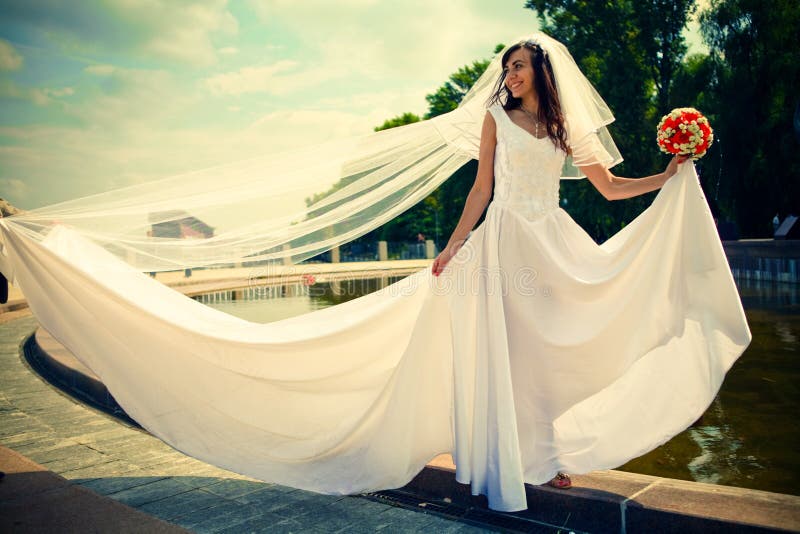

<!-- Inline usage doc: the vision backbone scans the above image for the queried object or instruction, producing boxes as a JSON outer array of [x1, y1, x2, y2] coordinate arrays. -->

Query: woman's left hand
[[664, 154, 690, 180]]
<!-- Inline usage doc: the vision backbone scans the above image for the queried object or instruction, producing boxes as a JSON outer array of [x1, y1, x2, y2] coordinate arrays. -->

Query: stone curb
[[399, 465, 800, 533]]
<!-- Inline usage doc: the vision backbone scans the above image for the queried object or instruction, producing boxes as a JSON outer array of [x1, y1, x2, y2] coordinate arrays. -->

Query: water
[[198, 277, 404, 323], [201, 275, 800, 496]]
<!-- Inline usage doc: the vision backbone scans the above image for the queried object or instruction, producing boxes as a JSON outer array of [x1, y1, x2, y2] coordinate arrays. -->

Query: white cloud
[[84, 64, 116, 76], [0, 38, 23, 71], [0, 79, 23, 99], [78, 67, 185, 122], [43, 86, 74, 98], [27, 89, 49, 106], [248, 108, 377, 141], [0, 103, 383, 209], [119, 1, 240, 66], [0, 177, 29, 201], [0, 129, 136, 207], [245, 0, 538, 84], [203, 60, 304, 96], [315, 87, 430, 121], [2, 0, 238, 66], [143, 20, 235, 66], [0, 79, 71, 106]]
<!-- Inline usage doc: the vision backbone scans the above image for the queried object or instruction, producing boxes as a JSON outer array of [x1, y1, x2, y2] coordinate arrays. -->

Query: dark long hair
[[488, 41, 569, 153]]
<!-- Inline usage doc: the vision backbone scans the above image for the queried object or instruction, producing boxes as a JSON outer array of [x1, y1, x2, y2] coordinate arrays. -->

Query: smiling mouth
[[509, 81, 523, 91]]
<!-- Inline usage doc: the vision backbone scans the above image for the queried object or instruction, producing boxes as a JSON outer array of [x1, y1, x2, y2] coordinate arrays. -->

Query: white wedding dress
[[439, 104, 751, 510], [0, 104, 751, 513]]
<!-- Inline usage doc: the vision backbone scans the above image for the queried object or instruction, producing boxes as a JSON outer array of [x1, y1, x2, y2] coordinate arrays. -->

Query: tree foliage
[[424, 60, 491, 119], [697, 0, 800, 236], [374, 112, 421, 132], [526, 0, 799, 238]]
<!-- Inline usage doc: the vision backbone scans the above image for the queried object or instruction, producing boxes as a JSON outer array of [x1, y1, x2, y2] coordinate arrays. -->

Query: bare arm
[[432, 111, 497, 276], [578, 155, 687, 201]]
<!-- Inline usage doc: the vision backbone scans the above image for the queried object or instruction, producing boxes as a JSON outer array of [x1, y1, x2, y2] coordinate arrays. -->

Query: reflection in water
[[202, 273, 800, 496], [774, 321, 797, 346], [196, 276, 405, 324], [737, 276, 800, 307], [684, 397, 764, 485]]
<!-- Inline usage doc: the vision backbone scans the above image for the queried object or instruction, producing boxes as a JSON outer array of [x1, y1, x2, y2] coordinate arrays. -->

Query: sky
[[0, 0, 707, 210]]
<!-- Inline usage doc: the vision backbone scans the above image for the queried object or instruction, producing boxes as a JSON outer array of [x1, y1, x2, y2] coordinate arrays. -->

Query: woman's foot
[[546, 472, 572, 489]]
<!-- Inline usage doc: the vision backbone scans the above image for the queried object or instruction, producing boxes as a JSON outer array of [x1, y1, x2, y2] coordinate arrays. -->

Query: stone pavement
[[0, 316, 495, 533]]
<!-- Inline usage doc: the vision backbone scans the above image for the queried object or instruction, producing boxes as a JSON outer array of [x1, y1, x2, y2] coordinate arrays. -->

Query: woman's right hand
[[432, 242, 463, 277]]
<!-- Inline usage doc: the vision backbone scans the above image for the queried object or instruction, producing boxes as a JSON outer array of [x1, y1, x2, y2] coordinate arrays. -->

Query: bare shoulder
[[482, 110, 497, 134], [478, 109, 498, 167]]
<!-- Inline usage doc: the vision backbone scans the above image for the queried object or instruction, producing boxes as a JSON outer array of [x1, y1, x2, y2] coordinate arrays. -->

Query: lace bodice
[[488, 104, 565, 218]]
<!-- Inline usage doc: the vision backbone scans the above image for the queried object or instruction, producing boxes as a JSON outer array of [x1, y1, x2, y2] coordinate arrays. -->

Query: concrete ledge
[[25, 327, 800, 534], [723, 239, 800, 257], [0, 298, 28, 315], [167, 265, 428, 299], [398, 463, 800, 533], [25, 329, 139, 427], [0, 260, 430, 315]]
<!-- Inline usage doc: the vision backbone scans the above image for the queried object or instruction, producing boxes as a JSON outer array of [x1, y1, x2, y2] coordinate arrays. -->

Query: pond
[[199, 274, 799, 496]]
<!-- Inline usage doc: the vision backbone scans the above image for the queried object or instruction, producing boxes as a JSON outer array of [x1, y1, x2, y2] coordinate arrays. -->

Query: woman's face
[[504, 47, 535, 100]]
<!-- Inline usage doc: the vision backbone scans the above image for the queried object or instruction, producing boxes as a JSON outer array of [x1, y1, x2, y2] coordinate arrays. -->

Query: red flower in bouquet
[[657, 107, 714, 160]]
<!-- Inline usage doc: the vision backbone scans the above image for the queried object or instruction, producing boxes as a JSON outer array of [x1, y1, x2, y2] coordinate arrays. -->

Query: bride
[[0, 32, 751, 513], [431, 39, 688, 492]]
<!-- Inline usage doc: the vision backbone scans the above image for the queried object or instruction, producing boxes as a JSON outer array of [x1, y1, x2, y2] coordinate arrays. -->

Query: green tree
[[699, 0, 800, 237], [669, 53, 714, 112], [424, 44, 505, 120], [632, 0, 697, 113], [374, 112, 421, 132], [424, 60, 491, 118]]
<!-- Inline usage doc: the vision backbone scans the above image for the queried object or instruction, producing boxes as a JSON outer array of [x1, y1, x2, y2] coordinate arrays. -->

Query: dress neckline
[[502, 108, 550, 142]]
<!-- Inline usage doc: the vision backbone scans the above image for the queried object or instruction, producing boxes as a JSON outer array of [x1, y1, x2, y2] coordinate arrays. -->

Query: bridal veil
[[1, 32, 620, 275]]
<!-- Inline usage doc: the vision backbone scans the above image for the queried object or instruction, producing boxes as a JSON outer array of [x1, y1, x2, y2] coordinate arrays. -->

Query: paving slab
[[138, 488, 225, 521]]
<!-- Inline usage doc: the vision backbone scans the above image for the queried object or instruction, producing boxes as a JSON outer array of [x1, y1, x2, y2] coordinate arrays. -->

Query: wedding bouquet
[[657, 107, 714, 160]]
